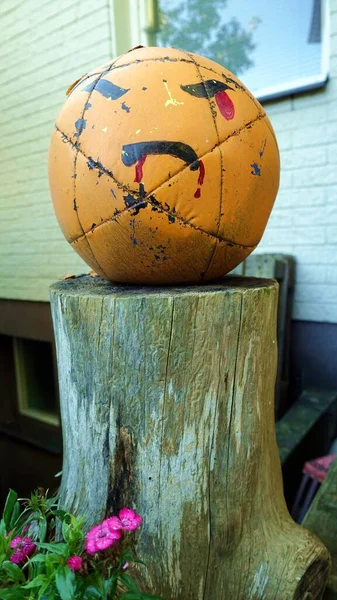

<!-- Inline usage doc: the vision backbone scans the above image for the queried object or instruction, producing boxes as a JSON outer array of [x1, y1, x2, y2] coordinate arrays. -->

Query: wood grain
[[50, 275, 329, 599]]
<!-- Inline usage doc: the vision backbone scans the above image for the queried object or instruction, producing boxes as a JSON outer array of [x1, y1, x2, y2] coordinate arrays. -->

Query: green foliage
[[157, 0, 260, 75], [0, 489, 162, 600]]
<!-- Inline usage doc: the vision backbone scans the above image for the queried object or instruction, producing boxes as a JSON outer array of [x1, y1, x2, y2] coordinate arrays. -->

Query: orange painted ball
[[49, 46, 280, 284]]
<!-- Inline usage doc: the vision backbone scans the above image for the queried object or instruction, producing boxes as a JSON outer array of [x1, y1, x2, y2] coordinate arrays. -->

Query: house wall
[[0, 0, 336, 326], [0, 0, 146, 301], [258, 1, 337, 324]]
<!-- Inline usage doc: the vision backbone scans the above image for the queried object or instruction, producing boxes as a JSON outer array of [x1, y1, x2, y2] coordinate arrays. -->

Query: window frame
[[0, 300, 62, 455], [256, 0, 330, 102], [145, 0, 330, 103]]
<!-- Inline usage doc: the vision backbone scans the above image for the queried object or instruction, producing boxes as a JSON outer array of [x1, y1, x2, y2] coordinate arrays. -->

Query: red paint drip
[[198, 159, 205, 185], [194, 160, 205, 198], [134, 155, 147, 183], [215, 90, 235, 120]]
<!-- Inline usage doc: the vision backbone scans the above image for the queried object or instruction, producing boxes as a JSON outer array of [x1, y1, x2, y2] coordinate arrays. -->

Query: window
[[13, 338, 59, 427], [0, 300, 62, 454], [153, 0, 329, 101]]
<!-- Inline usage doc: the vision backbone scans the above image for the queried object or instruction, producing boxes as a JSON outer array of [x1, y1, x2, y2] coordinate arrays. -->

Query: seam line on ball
[[181, 50, 224, 281], [70, 200, 257, 250], [55, 111, 266, 201], [90, 55, 257, 100], [71, 56, 120, 278]]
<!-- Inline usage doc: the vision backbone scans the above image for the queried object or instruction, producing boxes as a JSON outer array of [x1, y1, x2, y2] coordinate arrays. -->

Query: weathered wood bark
[[50, 275, 329, 600]]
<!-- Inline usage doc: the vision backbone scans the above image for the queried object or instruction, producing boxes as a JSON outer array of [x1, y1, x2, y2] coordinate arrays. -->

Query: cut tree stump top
[[51, 273, 277, 298]]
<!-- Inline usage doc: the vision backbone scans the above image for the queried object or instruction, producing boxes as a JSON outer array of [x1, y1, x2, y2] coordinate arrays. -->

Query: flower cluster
[[10, 536, 36, 564], [85, 508, 142, 555], [0, 488, 161, 600]]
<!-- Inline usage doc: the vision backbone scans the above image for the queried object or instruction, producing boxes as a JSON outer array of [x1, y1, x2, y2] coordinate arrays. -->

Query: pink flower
[[10, 536, 36, 564], [123, 562, 129, 570], [85, 521, 121, 554], [105, 516, 123, 531], [67, 555, 83, 571], [118, 508, 142, 531]]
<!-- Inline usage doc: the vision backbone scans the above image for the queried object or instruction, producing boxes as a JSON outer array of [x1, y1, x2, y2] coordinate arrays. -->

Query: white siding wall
[[0, 0, 117, 301], [0, 1, 336, 323], [258, 1, 337, 323]]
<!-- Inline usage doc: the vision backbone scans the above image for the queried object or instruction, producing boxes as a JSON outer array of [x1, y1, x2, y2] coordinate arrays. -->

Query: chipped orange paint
[[49, 46, 280, 284]]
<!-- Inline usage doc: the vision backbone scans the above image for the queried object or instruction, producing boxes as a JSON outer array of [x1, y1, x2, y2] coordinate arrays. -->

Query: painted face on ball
[[49, 46, 280, 285]]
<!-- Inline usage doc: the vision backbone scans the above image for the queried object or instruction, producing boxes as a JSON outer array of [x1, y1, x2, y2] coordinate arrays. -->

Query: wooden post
[[50, 275, 329, 599]]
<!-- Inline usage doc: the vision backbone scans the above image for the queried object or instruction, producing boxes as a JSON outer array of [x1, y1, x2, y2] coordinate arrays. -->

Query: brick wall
[[0, 0, 117, 301], [0, 1, 336, 323], [258, 2, 337, 323]]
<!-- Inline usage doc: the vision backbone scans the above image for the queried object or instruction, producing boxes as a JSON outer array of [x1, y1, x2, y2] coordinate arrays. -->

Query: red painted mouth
[[215, 90, 235, 120]]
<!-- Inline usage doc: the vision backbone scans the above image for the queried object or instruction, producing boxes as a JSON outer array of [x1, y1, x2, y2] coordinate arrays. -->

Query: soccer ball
[[49, 46, 280, 284]]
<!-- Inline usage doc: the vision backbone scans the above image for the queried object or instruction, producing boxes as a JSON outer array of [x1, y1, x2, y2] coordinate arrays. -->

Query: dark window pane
[[14, 338, 59, 425]]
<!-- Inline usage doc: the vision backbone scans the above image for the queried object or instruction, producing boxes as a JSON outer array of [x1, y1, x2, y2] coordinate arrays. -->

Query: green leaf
[[23, 574, 49, 589], [55, 565, 76, 600], [28, 554, 47, 564], [9, 502, 21, 531], [38, 519, 48, 543], [36, 542, 68, 556], [1, 560, 25, 583], [120, 548, 135, 564], [62, 520, 70, 543], [108, 577, 117, 597], [0, 587, 30, 599], [3, 490, 18, 531], [119, 593, 142, 600], [53, 510, 68, 521], [82, 586, 102, 599], [119, 573, 140, 593]]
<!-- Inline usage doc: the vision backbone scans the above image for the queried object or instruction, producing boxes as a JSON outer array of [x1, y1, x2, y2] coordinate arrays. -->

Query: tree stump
[[50, 275, 329, 599]]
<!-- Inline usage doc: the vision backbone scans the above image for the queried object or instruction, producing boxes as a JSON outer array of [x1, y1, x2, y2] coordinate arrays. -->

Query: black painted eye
[[82, 79, 130, 100]]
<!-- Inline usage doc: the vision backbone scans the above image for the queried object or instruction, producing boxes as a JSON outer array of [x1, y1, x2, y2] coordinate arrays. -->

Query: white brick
[[326, 205, 337, 222], [291, 207, 331, 226], [281, 146, 326, 169], [275, 187, 325, 207], [292, 88, 327, 110], [294, 246, 337, 264], [293, 122, 337, 148], [279, 170, 292, 189], [325, 266, 337, 283], [296, 264, 325, 283], [275, 131, 292, 151], [328, 143, 337, 162], [326, 225, 337, 243], [261, 226, 325, 246], [265, 210, 292, 228], [293, 163, 337, 187], [293, 302, 337, 323], [0, 34, 110, 102], [295, 283, 337, 304], [271, 104, 327, 133], [326, 186, 337, 203], [263, 98, 292, 116], [331, 13, 337, 37]]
